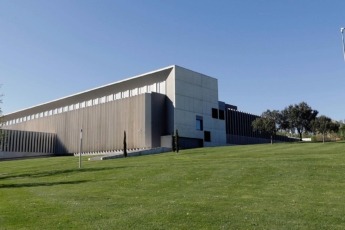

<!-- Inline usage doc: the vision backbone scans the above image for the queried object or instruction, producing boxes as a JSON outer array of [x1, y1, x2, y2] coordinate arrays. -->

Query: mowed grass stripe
[[0, 142, 345, 229]]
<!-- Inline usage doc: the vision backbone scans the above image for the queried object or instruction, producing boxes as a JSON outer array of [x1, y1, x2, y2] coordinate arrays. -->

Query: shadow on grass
[[0, 180, 90, 189], [0, 166, 129, 180]]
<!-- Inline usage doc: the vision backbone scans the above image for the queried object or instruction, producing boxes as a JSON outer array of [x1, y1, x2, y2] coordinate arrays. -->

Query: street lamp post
[[341, 27, 345, 62], [79, 128, 83, 169]]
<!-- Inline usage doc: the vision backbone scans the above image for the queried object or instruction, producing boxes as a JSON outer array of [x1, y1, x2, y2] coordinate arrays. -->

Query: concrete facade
[[173, 67, 226, 147], [0, 129, 55, 159], [1, 65, 227, 155]]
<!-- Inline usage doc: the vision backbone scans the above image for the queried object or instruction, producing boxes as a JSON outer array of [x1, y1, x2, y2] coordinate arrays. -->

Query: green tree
[[171, 132, 176, 152], [175, 129, 179, 153], [0, 92, 3, 150], [338, 122, 345, 140], [123, 130, 127, 158], [312, 116, 339, 143], [252, 110, 279, 144], [281, 102, 318, 141]]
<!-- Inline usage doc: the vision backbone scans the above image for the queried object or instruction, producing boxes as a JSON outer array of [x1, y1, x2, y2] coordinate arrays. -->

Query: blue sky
[[1, 0, 344, 120]]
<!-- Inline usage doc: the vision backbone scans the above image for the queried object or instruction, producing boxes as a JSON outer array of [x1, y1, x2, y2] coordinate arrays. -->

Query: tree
[[338, 122, 345, 140], [312, 116, 340, 143], [252, 110, 280, 144], [171, 132, 176, 152], [123, 130, 127, 158], [175, 129, 180, 153], [281, 102, 318, 141], [338, 121, 345, 140], [0, 91, 3, 150]]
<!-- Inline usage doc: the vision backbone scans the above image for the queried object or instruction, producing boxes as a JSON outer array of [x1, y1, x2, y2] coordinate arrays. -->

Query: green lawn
[[1, 142, 345, 229]]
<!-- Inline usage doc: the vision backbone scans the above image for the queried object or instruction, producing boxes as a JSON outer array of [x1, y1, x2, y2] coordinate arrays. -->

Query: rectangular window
[[131, 88, 138, 96], [107, 94, 114, 102], [139, 86, 147, 94], [115, 92, 121, 99], [100, 96, 106, 104], [196, 115, 203, 131], [122, 90, 129, 98], [212, 108, 218, 119], [204, 131, 211, 142], [219, 110, 225, 120]]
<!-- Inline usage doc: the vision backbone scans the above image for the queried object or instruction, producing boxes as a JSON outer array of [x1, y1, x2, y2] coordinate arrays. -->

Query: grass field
[[1, 142, 345, 229]]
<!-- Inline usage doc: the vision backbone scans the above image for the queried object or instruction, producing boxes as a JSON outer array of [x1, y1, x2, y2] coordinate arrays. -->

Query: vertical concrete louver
[[3, 93, 167, 155], [0, 129, 56, 159]]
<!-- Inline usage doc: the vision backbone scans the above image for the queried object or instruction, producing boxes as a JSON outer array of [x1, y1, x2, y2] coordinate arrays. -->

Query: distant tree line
[[252, 102, 341, 143]]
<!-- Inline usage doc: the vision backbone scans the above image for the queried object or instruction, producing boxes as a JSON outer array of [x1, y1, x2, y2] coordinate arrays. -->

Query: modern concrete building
[[1, 65, 226, 156], [0, 65, 294, 159]]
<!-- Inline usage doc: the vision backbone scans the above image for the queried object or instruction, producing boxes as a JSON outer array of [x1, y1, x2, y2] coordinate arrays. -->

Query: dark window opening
[[219, 110, 225, 120], [212, 108, 218, 119], [204, 131, 211, 142]]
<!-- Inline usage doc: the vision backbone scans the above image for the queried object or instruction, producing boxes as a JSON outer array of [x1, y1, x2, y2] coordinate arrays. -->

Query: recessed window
[[212, 108, 218, 119], [204, 131, 211, 142], [100, 96, 106, 104], [219, 110, 225, 120], [196, 115, 203, 131], [107, 94, 114, 102]]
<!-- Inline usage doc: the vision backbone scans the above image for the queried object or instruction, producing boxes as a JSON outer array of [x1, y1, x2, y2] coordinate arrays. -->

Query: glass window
[[115, 92, 121, 99], [196, 115, 203, 131], [107, 94, 114, 102], [100, 96, 106, 104], [131, 88, 138, 96]]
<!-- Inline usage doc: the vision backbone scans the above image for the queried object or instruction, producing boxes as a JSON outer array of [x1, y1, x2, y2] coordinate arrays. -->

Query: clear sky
[[1, 0, 344, 121]]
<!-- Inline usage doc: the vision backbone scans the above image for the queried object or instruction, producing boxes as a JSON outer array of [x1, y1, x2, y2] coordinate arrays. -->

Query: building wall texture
[[3, 93, 166, 154], [173, 66, 226, 147], [0, 129, 56, 159]]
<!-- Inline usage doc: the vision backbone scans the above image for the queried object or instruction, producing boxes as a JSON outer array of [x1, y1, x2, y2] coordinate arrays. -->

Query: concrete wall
[[0, 151, 53, 160], [173, 66, 226, 147], [4, 94, 158, 154], [0, 129, 56, 153]]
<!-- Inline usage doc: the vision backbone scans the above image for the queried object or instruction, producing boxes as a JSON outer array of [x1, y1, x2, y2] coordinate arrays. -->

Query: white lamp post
[[79, 128, 83, 169], [341, 27, 345, 62]]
